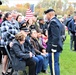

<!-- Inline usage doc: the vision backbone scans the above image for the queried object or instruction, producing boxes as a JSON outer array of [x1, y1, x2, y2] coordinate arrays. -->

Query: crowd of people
[[0, 8, 75, 75], [0, 10, 49, 75]]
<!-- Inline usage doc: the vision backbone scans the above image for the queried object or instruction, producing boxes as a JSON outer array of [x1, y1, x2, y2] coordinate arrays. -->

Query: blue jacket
[[68, 19, 75, 34]]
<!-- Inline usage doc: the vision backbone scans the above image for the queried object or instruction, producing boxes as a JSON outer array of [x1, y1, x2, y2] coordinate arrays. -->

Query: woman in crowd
[[0, 12, 19, 75], [10, 32, 36, 75], [30, 29, 49, 74], [16, 14, 23, 28]]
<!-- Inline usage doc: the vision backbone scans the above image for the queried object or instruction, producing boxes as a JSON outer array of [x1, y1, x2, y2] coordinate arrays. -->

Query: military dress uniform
[[44, 9, 63, 75]]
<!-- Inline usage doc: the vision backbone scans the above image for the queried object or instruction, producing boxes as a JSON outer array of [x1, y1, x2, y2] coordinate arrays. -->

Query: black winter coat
[[10, 40, 30, 70]]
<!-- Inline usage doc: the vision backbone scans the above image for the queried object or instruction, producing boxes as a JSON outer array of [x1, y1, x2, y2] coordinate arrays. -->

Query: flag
[[30, 4, 34, 12], [25, 9, 34, 21]]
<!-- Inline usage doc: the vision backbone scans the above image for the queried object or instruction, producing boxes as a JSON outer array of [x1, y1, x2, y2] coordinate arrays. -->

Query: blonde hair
[[15, 32, 25, 41]]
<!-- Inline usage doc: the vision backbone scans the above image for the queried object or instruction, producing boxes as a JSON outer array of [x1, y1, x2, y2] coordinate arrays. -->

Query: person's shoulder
[[1, 20, 6, 24], [51, 17, 58, 23], [70, 18, 74, 22], [13, 39, 19, 45], [1, 21, 8, 27], [50, 17, 59, 25], [68, 19, 73, 25]]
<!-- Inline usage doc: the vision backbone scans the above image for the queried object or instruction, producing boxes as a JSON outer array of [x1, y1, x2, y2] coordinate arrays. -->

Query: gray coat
[[10, 40, 30, 70]]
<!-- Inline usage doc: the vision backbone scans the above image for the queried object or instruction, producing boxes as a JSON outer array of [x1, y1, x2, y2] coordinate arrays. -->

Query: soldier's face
[[46, 13, 50, 20]]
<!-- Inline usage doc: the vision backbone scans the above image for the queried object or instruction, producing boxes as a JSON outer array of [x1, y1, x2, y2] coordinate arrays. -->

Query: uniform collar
[[50, 16, 56, 20]]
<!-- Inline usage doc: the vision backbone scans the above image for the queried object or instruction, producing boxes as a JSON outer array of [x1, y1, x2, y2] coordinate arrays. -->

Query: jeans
[[42, 54, 49, 71], [32, 55, 44, 74], [48, 52, 60, 75], [74, 35, 76, 50], [70, 33, 74, 50]]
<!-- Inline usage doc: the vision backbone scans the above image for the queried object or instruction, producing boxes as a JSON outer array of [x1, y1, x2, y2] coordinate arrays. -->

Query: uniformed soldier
[[44, 9, 63, 75]]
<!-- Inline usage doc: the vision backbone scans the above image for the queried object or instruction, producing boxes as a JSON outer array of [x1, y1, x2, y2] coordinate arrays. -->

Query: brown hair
[[16, 15, 22, 21], [15, 32, 25, 41]]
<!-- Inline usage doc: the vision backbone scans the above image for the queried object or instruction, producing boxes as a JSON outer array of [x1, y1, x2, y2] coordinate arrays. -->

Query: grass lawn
[[60, 34, 76, 75], [39, 32, 76, 75]]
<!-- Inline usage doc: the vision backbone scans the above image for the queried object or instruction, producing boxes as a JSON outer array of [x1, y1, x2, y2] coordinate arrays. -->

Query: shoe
[[7, 72, 10, 75], [44, 70, 49, 74], [2, 72, 6, 75], [73, 50, 76, 51], [41, 70, 48, 74]]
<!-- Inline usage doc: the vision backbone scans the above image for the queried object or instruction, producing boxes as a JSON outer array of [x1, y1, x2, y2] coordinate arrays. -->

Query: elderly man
[[44, 9, 63, 75]]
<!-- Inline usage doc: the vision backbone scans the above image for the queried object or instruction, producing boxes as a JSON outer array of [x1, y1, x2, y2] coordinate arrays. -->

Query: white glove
[[51, 49, 57, 52]]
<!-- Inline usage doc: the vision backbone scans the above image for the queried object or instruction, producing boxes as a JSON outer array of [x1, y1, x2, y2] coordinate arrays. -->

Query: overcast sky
[[6, 0, 76, 7], [68, 0, 76, 2], [8, 0, 41, 7]]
